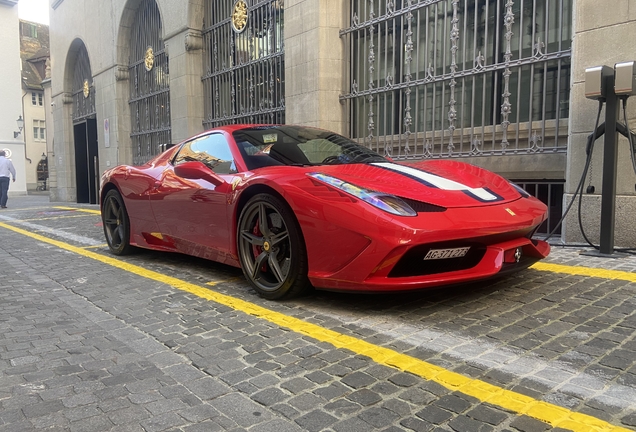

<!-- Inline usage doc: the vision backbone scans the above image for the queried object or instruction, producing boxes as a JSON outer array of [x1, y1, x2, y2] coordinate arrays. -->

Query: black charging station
[[581, 61, 636, 257]]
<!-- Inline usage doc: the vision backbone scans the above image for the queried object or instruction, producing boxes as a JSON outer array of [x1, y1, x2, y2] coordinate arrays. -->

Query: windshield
[[233, 126, 387, 170]]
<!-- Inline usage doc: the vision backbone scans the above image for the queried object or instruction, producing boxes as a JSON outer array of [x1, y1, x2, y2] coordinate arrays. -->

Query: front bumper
[[308, 236, 549, 292], [303, 198, 550, 292]]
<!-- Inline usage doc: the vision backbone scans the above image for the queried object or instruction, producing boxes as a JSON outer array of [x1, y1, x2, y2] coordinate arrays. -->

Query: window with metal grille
[[341, 0, 572, 159], [202, 0, 285, 129], [128, 0, 171, 166], [71, 43, 96, 123]]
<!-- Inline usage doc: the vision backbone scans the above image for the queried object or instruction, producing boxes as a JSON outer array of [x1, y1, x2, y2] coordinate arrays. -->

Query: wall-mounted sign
[[1, 148, 12, 158]]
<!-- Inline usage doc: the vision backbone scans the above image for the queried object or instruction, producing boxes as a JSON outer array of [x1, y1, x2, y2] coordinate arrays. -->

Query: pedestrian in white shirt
[[0, 150, 17, 209]]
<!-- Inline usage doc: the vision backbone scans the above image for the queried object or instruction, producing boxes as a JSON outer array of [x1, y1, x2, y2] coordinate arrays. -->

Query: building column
[[42, 77, 55, 195], [284, 0, 348, 135], [49, 91, 77, 202], [563, 0, 636, 247], [165, 28, 205, 143]]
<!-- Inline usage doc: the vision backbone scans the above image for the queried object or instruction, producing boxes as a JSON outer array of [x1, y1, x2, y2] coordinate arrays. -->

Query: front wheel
[[102, 189, 133, 255], [237, 193, 310, 300]]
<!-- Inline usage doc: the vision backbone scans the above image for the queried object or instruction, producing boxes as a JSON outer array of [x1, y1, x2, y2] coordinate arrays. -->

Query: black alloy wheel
[[102, 189, 133, 255], [237, 193, 309, 299]]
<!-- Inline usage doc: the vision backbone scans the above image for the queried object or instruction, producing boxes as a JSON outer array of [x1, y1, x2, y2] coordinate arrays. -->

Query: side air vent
[[400, 198, 447, 213]]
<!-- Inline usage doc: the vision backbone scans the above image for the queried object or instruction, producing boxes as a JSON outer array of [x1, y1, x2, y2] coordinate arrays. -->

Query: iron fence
[[202, 0, 285, 129], [71, 44, 96, 124], [128, 0, 172, 166], [340, 0, 572, 159], [514, 179, 564, 236]]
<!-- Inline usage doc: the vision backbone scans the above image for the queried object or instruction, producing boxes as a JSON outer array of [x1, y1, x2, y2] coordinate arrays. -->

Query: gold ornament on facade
[[82, 79, 90, 98], [231, 0, 248, 33], [144, 46, 154, 71]]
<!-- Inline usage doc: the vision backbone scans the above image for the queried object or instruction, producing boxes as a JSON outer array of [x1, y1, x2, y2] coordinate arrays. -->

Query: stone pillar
[[112, 64, 133, 166], [42, 76, 55, 197], [93, 68, 121, 174], [165, 28, 205, 143], [564, 0, 636, 247], [284, 0, 348, 135], [50, 91, 77, 202]]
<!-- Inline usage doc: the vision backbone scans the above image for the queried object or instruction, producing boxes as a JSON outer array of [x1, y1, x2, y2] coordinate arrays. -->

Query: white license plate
[[424, 246, 471, 260]]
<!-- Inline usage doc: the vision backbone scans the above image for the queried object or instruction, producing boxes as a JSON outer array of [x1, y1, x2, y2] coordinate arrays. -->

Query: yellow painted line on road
[[82, 244, 109, 250], [53, 206, 101, 215], [0, 221, 630, 432], [0, 206, 63, 212], [532, 262, 636, 283], [21, 214, 97, 222]]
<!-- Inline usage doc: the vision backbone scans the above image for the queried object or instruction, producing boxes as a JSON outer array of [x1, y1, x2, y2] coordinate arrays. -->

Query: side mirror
[[174, 161, 225, 186]]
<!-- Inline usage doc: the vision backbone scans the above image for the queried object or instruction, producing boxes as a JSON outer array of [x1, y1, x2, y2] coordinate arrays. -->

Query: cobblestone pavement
[[0, 195, 635, 432]]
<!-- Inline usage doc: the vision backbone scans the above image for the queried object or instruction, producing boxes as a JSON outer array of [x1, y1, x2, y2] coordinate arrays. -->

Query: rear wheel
[[237, 193, 310, 299], [102, 189, 133, 255]]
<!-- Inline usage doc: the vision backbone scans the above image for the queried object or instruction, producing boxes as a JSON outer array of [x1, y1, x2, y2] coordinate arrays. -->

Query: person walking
[[0, 150, 17, 209]]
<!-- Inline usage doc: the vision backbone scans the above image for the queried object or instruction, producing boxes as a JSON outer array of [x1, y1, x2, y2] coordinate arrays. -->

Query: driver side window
[[174, 134, 237, 174]]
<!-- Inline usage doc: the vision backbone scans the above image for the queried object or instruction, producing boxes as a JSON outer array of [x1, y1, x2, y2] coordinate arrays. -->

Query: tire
[[102, 189, 134, 255], [237, 193, 310, 300]]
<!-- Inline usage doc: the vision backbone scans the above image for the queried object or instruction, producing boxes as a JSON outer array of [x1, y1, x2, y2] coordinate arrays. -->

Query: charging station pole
[[583, 61, 636, 257], [599, 72, 619, 255]]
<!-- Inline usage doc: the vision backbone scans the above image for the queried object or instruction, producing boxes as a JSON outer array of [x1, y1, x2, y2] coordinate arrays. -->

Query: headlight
[[308, 173, 417, 217], [510, 182, 530, 198]]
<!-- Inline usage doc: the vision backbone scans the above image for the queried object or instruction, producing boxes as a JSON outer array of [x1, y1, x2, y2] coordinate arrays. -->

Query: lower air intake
[[389, 242, 486, 278]]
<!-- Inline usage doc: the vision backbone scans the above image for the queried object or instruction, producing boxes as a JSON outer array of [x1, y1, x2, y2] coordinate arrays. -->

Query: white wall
[[0, 1, 28, 195]]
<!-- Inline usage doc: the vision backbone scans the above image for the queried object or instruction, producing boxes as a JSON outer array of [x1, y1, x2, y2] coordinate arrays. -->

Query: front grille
[[389, 242, 486, 278]]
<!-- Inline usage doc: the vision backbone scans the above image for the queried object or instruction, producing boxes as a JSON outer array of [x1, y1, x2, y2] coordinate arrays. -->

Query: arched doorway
[[71, 43, 98, 204], [129, 0, 171, 166]]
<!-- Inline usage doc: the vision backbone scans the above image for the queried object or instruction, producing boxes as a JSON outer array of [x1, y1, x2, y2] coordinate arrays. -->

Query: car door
[[149, 133, 237, 260]]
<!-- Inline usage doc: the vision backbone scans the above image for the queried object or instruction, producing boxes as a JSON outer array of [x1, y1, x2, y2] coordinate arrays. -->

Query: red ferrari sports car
[[100, 124, 550, 299]]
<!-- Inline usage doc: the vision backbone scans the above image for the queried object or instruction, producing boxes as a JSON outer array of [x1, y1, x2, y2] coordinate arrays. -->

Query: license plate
[[424, 246, 470, 260]]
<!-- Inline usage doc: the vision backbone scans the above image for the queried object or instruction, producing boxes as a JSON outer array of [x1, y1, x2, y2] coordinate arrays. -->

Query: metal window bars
[[72, 44, 96, 124], [514, 179, 564, 236], [202, 0, 285, 129], [340, 0, 572, 159], [128, 0, 172, 166]]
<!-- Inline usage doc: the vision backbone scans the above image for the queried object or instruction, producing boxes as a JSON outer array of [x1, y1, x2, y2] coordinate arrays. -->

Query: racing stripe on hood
[[371, 162, 504, 203]]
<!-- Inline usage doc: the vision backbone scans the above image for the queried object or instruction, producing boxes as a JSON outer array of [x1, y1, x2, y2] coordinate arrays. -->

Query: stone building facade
[[47, 0, 636, 247], [20, 19, 50, 191]]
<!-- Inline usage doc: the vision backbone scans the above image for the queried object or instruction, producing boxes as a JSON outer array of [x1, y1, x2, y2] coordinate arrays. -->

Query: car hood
[[310, 160, 522, 208]]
